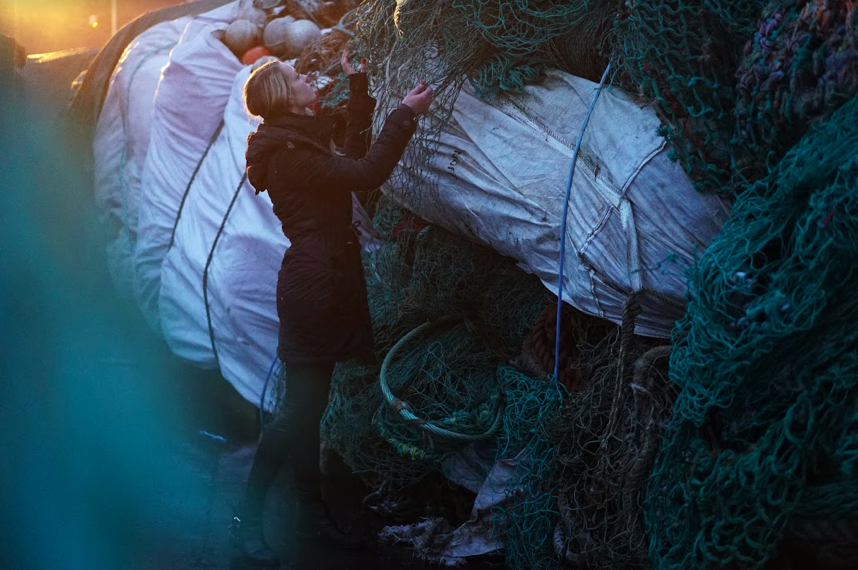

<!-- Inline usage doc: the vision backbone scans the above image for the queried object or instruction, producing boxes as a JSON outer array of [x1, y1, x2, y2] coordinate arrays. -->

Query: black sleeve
[[292, 106, 418, 193], [343, 72, 377, 159]]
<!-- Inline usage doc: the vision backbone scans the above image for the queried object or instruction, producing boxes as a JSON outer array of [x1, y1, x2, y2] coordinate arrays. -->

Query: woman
[[233, 51, 432, 565]]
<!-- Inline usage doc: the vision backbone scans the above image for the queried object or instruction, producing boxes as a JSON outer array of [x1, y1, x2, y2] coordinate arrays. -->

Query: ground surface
[[141, 357, 508, 570]]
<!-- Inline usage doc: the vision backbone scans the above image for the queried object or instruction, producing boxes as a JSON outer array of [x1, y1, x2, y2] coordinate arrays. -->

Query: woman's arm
[[291, 105, 418, 192], [343, 72, 376, 159], [279, 79, 432, 195]]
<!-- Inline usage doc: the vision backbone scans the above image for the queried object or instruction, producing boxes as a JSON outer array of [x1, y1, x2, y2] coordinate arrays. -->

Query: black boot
[[295, 493, 365, 550], [230, 505, 281, 566]]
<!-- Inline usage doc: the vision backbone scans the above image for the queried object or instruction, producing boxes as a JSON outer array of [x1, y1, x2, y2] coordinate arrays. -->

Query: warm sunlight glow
[[1, 1, 186, 53]]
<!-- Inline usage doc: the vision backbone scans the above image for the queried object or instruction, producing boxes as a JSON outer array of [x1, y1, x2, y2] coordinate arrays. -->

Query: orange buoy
[[241, 46, 272, 66]]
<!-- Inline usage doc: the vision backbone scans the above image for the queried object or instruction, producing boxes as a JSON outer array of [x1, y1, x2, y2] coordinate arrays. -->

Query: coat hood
[[245, 114, 335, 194]]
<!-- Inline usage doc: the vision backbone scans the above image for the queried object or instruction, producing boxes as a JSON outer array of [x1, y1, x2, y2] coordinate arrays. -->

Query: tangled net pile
[[612, 0, 858, 193], [734, 0, 858, 178], [610, 0, 768, 192], [358, 0, 617, 97], [318, 2, 858, 569], [321, 199, 549, 487], [495, 299, 676, 570], [646, 92, 858, 570]]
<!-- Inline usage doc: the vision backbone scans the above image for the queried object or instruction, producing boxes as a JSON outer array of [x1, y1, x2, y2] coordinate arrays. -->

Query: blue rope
[[553, 62, 612, 395], [259, 354, 279, 434]]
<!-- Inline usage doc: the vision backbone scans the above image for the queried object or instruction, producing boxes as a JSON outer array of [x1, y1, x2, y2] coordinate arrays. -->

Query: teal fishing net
[[321, 200, 548, 488], [610, 0, 768, 192], [494, 303, 674, 570], [646, 92, 858, 570]]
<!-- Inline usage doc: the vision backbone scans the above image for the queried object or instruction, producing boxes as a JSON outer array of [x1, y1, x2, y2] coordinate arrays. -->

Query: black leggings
[[244, 361, 335, 513]]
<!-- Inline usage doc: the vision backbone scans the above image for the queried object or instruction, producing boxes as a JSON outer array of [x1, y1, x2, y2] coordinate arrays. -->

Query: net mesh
[[610, 0, 768, 192], [645, 92, 858, 570], [321, 199, 549, 487], [491, 365, 564, 570], [493, 301, 675, 570], [547, 339, 675, 570]]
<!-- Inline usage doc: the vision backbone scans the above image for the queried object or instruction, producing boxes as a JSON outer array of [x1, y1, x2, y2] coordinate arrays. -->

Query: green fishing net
[[322, 200, 548, 487], [646, 92, 858, 570], [610, 0, 768, 192], [327, 4, 858, 569], [494, 305, 674, 570]]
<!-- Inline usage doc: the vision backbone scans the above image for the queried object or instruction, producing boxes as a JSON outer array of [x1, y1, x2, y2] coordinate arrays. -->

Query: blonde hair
[[244, 60, 292, 120]]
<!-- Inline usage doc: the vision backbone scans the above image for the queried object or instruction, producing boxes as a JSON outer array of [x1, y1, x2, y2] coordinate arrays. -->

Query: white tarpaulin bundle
[[134, 2, 245, 334], [94, 0, 374, 406], [93, 0, 728, 407], [384, 70, 730, 338], [93, 16, 192, 301]]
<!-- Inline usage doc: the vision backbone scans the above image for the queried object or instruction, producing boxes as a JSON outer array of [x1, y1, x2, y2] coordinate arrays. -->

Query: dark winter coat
[[245, 73, 418, 363]]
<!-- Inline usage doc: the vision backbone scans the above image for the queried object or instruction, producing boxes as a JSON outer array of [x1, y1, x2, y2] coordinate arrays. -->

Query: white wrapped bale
[[134, 1, 243, 331], [158, 68, 254, 372], [382, 70, 731, 338], [203, 67, 285, 405], [93, 17, 192, 300]]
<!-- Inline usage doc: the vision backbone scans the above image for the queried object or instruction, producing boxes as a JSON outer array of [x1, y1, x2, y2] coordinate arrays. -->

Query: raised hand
[[340, 48, 366, 76], [401, 81, 434, 116]]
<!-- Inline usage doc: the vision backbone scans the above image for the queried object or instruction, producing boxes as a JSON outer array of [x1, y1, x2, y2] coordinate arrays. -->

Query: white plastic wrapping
[[157, 71, 248, 370], [384, 71, 730, 337], [93, 17, 191, 299], [134, 1, 245, 331]]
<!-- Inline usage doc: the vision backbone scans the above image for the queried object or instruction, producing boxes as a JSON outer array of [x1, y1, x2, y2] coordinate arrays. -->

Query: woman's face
[[280, 62, 317, 110]]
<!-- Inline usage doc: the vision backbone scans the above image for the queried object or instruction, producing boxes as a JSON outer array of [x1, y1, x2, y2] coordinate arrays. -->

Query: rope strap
[[204, 173, 247, 365], [168, 119, 225, 251]]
